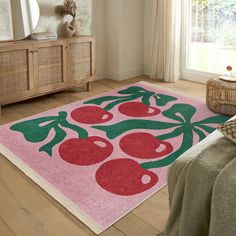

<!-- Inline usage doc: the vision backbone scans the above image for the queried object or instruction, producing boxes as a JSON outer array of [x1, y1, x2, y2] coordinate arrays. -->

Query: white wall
[[35, 0, 145, 81], [105, 0, 122, 80], [144, 0, 153, 75], [119, 0, 144, 80], [105, 0, 144, 80], [92, 0, 107, 80]]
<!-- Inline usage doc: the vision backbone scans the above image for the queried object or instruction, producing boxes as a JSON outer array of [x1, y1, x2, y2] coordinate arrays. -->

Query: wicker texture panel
[[69, 42, 91, 81], [206, 78, 236, 115], [0, 50, 29, 97], [37, 46, 63, 87], [70, 42, 90, 61], [38, 65, 63, 87], [38, 46, 62, 66], [70, 61, 91, 80]]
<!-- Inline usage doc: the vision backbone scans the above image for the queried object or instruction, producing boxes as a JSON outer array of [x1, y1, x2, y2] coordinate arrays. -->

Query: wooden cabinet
[[0, 44, 34, 101], [0, 36, 95, 114], [67, 39, 94, 84], [33, 41, 67, 93]]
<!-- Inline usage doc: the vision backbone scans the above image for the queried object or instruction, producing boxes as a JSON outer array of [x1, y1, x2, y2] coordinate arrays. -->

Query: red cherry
[[59, 136, 113, 165], [96, 159, 158, 196], [118, 102, 161, 117], [71, 106, 113, 124], [120, 132, 173, 159]]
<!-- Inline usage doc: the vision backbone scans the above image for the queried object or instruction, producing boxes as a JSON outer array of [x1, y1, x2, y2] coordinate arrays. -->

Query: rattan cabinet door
[[67, 41, 93, 84], [0, 45, 34, 103], [34, 42, 66, 93]]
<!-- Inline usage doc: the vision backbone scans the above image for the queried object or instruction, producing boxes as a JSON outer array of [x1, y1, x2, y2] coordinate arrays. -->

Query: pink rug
[[0, 82, 229, 234]]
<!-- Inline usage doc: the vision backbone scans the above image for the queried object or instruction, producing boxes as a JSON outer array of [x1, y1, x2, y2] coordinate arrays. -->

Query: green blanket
[[162, 130, 236, 236]]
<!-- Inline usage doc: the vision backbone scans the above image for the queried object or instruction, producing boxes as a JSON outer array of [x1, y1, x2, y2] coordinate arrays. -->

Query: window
[[182, 0, 236, 82]]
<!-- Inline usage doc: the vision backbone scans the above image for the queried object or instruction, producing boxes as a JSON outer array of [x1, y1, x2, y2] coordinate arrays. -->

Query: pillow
[[217, 120, 236, 144]]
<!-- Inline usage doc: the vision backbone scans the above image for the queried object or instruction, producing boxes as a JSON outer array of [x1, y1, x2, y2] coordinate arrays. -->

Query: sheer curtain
[[149, 0, 182, 82]]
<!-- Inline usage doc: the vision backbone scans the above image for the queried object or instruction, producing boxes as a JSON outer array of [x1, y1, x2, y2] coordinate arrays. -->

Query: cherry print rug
[[0, 81, 229, 234]]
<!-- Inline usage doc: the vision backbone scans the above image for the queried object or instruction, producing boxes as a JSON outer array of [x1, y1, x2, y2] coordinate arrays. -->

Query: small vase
[[71, 19, 82, 36], [61, 22, 75, 37]]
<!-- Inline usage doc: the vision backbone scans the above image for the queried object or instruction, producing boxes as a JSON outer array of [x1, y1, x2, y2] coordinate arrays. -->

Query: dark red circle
[[71, 106, 113, 124], [59, 136, 113, 166], [96, 158, 158, 196], [118, 102, 161, 117], [120, 132, 173, 159]]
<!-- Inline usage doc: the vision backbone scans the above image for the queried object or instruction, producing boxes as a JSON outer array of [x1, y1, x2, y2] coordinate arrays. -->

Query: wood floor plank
[[50, 92, 80, 105], [8, 104, 34, 118], [68, 82, 111, 100], [0, 115, 10, 125], [0, 217, 15, 236], [133, 192, 169, 232], [0, 77, 206, 236], [100, 227, 125, 236], [115, 213, 159, 236], [0, 156, 95, 236], [40, 97, 65, 109], [1, 107, 25, 123], [160, 186, 169, 196]]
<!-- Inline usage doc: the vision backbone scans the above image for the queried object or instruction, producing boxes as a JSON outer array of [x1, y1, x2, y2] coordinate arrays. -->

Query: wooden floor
[[0, 76, 206, 236]]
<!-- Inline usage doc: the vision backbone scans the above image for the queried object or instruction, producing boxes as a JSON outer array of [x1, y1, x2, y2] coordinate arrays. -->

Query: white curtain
[[149, 0, 182, 82]]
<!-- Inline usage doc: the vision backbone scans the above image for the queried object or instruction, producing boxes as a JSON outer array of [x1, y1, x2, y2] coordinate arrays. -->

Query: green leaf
[[138, 104, 229, 170], [193, 127, 207, 142], [10, 111, 88, 156], [39, 126, 67, 156], [156, 126, 183, 140], [193, 115, 230, 125], [84, 96, 127, 105], [162, 104, 197, 123], [93, 120, 180, 139], [103, 97, 136, 111], [153, 94, 178, 106], [141, 130, 193, 169], [84, 85, 178, 111], [141, 94, 152, 106], [10, 115, 64, 143], [61, 119, 88, 138], [117, 86, 151, 95], [195, 124, 216, 134]]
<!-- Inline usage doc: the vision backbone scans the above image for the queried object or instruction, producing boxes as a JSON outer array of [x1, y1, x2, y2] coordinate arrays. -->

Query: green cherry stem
[[93, 120, 181, 139], [103, 96, 138, 111], [141, 130, 193, 169]]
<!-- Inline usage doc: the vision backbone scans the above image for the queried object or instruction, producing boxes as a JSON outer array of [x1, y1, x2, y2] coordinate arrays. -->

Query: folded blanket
[[162, 130, 236, 236]]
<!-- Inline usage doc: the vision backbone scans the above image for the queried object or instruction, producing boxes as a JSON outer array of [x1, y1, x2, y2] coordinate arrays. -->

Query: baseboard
[[181, 77, 208, 84], [105, 69, 120, 81], [118, 67, 144, 81]]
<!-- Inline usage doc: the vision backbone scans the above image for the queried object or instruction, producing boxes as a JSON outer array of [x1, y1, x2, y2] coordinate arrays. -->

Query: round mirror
[[0, 0, 40, 41]]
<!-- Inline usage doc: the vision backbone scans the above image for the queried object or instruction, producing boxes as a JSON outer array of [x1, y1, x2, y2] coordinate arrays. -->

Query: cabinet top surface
[[0, 36, 94, 47]]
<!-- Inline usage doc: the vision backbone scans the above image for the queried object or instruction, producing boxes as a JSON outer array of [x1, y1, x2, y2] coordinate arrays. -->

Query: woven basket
[[206, 78, 236, 115]]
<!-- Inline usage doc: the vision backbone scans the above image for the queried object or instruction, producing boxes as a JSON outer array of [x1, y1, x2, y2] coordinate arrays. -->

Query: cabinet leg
[[86, 82, 91, 91]]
